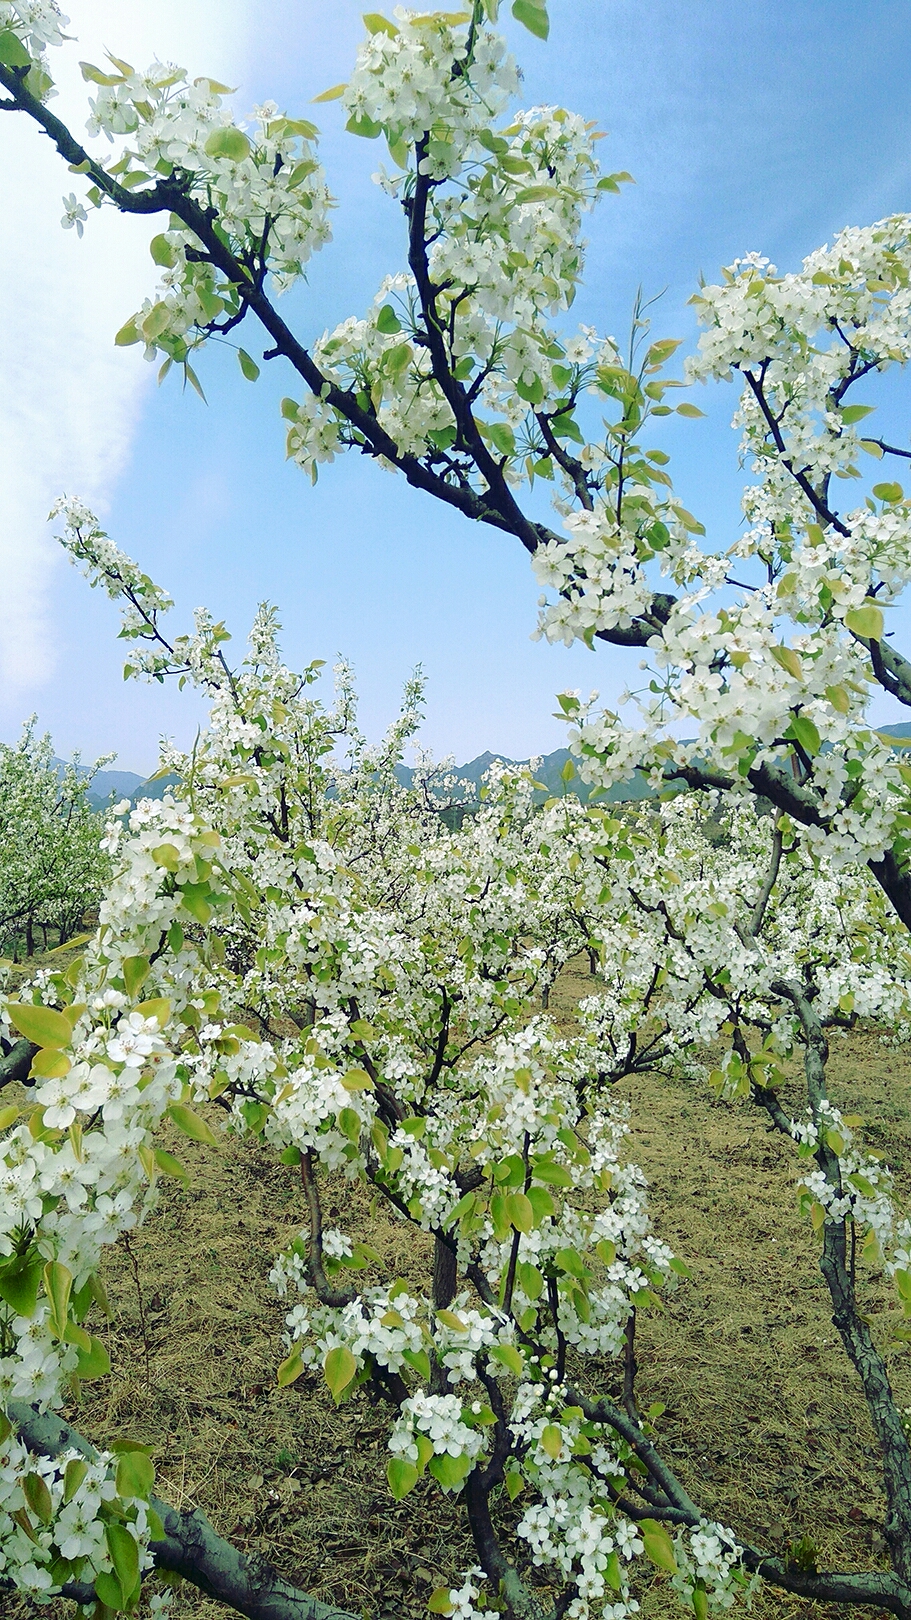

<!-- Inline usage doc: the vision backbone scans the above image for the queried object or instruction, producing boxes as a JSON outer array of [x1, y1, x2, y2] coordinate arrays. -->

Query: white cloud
[[0, 1, 248, 711]]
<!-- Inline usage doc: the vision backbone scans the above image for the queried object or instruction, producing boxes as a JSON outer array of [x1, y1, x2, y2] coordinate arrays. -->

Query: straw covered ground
[[6, 954, 911, 1620]]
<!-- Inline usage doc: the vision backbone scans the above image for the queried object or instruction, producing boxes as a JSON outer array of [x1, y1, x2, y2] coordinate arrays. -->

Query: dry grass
[[7, 955, 911, 1620]]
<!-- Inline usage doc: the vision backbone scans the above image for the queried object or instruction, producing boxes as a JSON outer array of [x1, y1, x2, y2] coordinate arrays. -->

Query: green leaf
[[506, 1192, 534, 1233], [135, 997, 170, 1029], [387, 1457, 418, 1500], [787, 714, 821, 757], [338, 1106, 362, 1144], [184, 362, 207, 403], [149, 233, 177, 268], [122, 955, 150, 1000], [428, 1450, 472, 1489], [114, 316, 142, 348], [342, 1066, 374, 1091], [541, 1423, 563, 1459], [43, 1260, 72, 1338], [5, 1002, 72, 1049], [641, 1517, 679, 1574], [363, 12, 399, 36], [428, 1588, 455, 1615], [873, 481, 904, 504], [402, 1347, 431, 1381], [531, 1158, 573, 1188], [94, 1570, 124, 1610], [313, 82, 348, 102], [75, 1333, 111, 1380], [489, 1343, 524, 1376], [512, 0, 549, 38], [30, 1049, 70, 1080], [646, 338, 681, 364], [346, 112, 383, 138], [505, 1468, 524, 1501], [436, 1308, 467, 1332], [555, 1246, 585, 1280], [324, 1344, 357, 1402], [180, 882, 213, 924], [23, 1472, 53, 1525], [80, 58, 124, 84], [116, 1449, 154, 1500], [825, 682, 851, 714], [376, 303, 402, 335], [277, 1347, 306, 1387], [845, 603, 885, 641], [770, 644, 803, 680], [840, 403, 875, 424], [526, 1185, 556, 1224], [487, 421, 516, 457], [154, 1147, 188, 1181], [64, 1458, 89, 1504], [204, 126, 251, 163], [0, 1254, 44, 1319], [0, 30, 32, 68], [551, 411, 584, 444], [105, 1522, 140, 1603], [167, 1103, 218, 1146], [141, 302, 172, 342], [238, 348, 261, 382], [675, 402, 705, 418], [516, 374, 545, 405]]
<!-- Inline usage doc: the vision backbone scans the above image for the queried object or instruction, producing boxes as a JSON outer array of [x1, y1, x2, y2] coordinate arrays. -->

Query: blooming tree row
[[0, 508, 907, 1618], [3, 1, 911, 922], [0, 723, 110, 961]]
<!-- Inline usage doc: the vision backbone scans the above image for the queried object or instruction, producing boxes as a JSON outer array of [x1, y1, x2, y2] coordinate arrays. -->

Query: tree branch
[[6, 1401, 359, 1620], [770, 979, 911, 1586], [0, 1038, 36, 1089]]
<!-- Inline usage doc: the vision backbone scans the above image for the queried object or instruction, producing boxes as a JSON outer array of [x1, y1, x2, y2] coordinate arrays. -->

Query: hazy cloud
[[0, 1, 248, 713]]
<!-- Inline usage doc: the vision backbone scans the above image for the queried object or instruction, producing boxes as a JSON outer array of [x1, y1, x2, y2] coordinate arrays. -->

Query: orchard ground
[[6, 951, 910, 1620]]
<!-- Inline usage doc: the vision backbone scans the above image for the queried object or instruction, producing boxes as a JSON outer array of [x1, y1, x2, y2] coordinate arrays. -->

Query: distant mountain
[[51, 758, 147, 811], [86, 770, 146, 809], [119, 748, 651, 812], [60, 725, 911, 818], [396, 747, 653, 805]]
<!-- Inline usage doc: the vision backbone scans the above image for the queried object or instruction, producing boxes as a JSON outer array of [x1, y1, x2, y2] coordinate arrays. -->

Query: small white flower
[[61, 193, 88, 237]]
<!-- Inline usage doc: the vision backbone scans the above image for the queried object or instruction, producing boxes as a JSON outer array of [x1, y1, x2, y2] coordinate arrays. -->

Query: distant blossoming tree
[[0, 721, 109, 960]]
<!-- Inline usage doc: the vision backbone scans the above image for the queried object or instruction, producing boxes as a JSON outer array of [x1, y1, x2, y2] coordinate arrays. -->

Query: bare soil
[[7, 955, 911, 1620]]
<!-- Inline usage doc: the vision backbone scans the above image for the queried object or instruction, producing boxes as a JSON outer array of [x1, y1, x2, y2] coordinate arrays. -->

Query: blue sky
[[3, 1, 911, 774]]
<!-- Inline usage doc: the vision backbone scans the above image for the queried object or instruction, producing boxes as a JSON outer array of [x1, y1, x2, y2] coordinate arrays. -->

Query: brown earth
[[6, 955, 911, 1620]]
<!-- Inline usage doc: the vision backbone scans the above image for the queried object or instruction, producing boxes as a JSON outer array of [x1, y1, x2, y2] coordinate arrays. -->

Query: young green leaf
[[845, 603, 885, 641], [166, 1103, 218, 1146], [512, 0, 549, 38], [388, 1457, 418, 1499], [5, 1002, 72, 1049], [324, 1344, 358, 1401], [640, 1517, 679, 1574]]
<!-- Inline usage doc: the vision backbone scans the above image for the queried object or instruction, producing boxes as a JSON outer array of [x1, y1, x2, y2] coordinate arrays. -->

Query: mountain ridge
[[63, 722, 911, 812]]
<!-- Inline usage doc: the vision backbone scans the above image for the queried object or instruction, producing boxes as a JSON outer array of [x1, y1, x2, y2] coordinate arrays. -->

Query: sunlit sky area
[[3, 1, 911, 774]]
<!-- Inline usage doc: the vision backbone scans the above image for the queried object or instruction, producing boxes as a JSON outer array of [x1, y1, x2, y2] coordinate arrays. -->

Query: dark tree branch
[[0, 1039, 36, 1089], [0, 59, 681, 654], [572, 1383, 911, 1615], [463, 1466, 549, 1620], [741, 368, 851, 537], [300, 1151, 358, 1308]]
